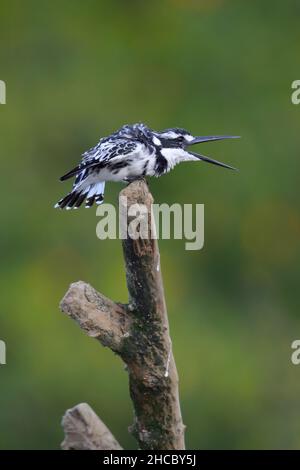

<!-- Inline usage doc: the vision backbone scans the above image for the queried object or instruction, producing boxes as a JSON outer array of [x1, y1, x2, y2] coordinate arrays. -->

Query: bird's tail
[[54, 182, 105, 210]]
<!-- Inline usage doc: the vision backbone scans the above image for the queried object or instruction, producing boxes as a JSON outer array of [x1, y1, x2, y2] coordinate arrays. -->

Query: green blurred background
[[1, 0, 300, 450]]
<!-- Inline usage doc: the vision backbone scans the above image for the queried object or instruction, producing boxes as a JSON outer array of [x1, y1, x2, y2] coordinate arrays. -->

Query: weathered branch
[[119, 180, 185, 449], [60, 179, 185, 450], [61, 403, 122, 450], [60, 281, 131, 354]]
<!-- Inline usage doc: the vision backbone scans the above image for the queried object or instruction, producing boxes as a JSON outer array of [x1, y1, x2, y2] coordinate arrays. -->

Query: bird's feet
[[123, 176, 147, 185]]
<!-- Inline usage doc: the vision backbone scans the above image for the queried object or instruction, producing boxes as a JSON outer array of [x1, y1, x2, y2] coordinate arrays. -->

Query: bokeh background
[[1, 0, 300, 450]]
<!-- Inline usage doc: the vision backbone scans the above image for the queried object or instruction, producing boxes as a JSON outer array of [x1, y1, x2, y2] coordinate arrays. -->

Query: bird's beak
[[189, 135, 240, 145], [189, 151, 238, 171], [187, 135, 240, 170]]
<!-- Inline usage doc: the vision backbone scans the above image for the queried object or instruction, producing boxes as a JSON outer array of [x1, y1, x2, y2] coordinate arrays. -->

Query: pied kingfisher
[[55, 123, 238, 209]]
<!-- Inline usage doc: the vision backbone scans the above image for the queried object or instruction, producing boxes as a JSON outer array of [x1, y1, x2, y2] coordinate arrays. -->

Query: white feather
[[160, 148, 197, 171]]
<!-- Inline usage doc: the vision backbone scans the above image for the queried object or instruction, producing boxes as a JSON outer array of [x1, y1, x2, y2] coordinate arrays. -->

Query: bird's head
[[154, 127, 195, 148], [118, 124, 239, 170], [154, 127, 239, 170]]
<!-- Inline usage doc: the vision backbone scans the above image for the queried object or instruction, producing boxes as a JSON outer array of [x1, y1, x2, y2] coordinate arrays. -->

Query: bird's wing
[[60, 138, 139, 182]]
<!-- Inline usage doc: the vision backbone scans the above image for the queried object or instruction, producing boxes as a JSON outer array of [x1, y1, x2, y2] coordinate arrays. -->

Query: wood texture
[[61, 403, 122, 450], [60, 179, 185, 450]]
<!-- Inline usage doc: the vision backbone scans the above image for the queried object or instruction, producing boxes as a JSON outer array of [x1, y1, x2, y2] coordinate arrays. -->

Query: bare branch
[[61, 403, 122, 450], [60, 180, 185, 450], [120, 180, 185, 450], [60, 281, 131, 354]]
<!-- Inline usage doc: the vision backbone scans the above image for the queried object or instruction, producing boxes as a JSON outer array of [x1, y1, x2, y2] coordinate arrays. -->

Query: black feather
[[66, 190, 82, 208], [74, 192, 87, 208], [85, 195, 96, 208], [60, 166, 81, 181], [56, 192, 73, 209]]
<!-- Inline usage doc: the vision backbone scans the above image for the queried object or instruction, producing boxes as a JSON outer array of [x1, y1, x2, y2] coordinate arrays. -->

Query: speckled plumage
[[55, 123, 238, 209]]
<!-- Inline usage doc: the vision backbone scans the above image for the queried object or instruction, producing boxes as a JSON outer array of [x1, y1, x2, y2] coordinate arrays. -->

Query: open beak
[[187, 135, 239, 171]]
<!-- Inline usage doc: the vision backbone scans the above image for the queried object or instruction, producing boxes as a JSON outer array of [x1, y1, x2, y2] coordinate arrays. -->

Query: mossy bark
[[60, 180, 185, 450], [120, 180, 185, 450]]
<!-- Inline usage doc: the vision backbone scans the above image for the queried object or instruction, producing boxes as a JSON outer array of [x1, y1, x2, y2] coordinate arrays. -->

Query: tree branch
[[60, 281, 131, 354], [61, 403, 122, 450], [119, 180, 185, 449], [60, 179, 185, 450]]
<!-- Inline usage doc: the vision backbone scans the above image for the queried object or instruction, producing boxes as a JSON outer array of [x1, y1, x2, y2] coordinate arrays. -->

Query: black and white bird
[[55, 123, 238, 209]]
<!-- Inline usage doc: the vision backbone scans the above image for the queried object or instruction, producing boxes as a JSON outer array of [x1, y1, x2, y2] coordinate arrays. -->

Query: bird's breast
[[99, 144, 156, 181]]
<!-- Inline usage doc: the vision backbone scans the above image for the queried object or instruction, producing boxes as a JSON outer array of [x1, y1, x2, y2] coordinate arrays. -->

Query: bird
[[55, 123, 238, 210]]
